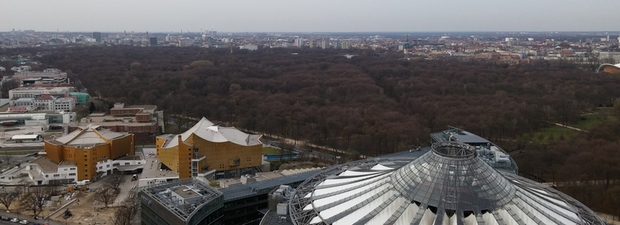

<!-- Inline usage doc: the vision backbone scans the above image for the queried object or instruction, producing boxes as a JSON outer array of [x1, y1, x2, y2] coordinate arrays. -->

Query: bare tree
[[113, 197, 138, 225], [19, 185, 56, 218], [105, 173, 124, 190], [1, 151, 9, 166], [94, 188, 116, 208], [0, 185, 22, 210]]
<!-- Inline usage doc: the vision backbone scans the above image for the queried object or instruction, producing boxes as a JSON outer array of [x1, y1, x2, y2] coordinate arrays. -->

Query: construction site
[[0, 174, 138, 225]]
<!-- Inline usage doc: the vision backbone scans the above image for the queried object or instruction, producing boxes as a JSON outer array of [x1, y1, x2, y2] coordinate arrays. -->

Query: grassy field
[[262, 146, 291, 155], [522, 111, 617, 144], [572, 114, 618, 130], [522, 126, 578, 144]]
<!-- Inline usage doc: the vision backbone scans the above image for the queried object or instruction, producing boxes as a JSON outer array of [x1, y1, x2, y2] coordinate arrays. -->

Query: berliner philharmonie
[[140, 127, 606, 225]]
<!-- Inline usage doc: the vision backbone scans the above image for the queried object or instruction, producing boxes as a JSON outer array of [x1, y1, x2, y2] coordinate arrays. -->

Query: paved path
[[547, 121, 588, 132]]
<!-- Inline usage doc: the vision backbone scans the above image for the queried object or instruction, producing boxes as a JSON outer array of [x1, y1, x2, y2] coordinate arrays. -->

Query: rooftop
[[50, 124, 131, 146], [161, 117, 262, 148], [141, 179, 222, 222], [30, 157, 57, 173], [288, 142, 605, 225], [141, 148, 178, 179], [431, 126, 518, 174]]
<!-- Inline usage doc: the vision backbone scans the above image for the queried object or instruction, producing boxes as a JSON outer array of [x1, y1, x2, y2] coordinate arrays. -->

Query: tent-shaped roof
[[52, 124, 129, 146], [162, 117, 262, 148], [290, 142, 605, 225]]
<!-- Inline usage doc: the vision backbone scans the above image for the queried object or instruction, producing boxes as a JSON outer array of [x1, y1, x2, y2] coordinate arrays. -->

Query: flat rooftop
[[141, 179, 222, 222], [141, 148, 178, 179]]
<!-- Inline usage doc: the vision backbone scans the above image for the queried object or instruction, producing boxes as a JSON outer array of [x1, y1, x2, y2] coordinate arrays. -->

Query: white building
[[239, 44, 258, 51], [9, 86, 73, 99], [33, 94, 75, 112], [27, 157, 78, 185]]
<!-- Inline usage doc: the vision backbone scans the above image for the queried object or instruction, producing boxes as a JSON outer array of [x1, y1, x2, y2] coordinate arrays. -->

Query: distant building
[[33, 94, 76, 112], [69, 92, 90, 105], [12, 68, 68, 84], [156, 117, 262, 179], [93, 32, 102, 43], [75, 103, 163, 143], [149, 37, 157, 46], [42, 125, 135, 182], [9, 86, 73, 100], [597, 63, 620, 74], [239, 44, 258, 51]]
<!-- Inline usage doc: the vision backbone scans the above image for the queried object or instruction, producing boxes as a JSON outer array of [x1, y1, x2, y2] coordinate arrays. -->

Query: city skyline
[[2, 0, 620, 33]]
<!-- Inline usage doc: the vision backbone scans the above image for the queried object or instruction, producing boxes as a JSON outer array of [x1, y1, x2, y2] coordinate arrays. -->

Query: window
[[106, 165, 110, 168], [70, 168, 76, 170], [53, 174, 60, 177], [125, 162, 130, 165], [69, 173, 76, 176]]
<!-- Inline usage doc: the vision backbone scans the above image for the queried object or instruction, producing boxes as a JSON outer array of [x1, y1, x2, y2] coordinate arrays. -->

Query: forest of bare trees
[[2, 46, 619, 217]]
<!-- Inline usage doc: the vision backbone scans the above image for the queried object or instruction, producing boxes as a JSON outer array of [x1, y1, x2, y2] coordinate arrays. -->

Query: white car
[[10, 218, 18, 222], [19, 220, 28, 225]]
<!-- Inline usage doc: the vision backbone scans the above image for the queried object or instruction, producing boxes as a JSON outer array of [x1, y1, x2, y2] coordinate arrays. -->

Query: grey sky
[[1, 0, 619, 32]]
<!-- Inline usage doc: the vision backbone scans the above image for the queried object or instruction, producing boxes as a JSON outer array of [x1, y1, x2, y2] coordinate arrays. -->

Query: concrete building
[[34, 94, 76, 112], [27, 157, 78, 185], [156, 117, 262, 179], [43, 125, 135, 181], [93, 32, 102, 43], [9, 86, 73, 99], [76, 103, 163, 143], [12, 68, 68, 84]]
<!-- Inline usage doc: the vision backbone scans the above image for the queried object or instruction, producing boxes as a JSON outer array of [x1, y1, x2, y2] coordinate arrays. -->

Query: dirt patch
[[0, 190, 121, 225]]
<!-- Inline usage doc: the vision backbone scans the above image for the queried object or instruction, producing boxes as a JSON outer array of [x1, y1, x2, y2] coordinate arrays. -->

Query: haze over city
[[2, 0, 620, 32]]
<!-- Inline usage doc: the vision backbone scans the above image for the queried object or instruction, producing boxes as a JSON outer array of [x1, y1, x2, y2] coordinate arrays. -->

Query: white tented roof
[[162, 117, 262, 148], [290, 142, 605, 225]]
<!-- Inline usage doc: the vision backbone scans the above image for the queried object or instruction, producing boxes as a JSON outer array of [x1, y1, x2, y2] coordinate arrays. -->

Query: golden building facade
[[44, 125, 134, 181], [156, 117, 262, 179]]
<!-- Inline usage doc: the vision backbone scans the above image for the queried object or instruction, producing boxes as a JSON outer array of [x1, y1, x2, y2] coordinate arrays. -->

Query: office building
[[150, 37, 157, 46], [93, 32, 102, 43]]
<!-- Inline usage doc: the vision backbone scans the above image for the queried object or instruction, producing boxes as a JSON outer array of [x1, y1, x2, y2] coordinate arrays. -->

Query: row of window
[[45, 173, 76, 178]]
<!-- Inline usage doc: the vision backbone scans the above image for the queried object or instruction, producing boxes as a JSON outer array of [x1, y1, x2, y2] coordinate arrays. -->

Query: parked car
[[10, 217, 18, 222], [1, 216, 10, 221], [19, 220, 28, 224]]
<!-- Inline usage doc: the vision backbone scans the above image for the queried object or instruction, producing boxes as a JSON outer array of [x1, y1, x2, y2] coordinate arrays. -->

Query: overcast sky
[[1, 0, 619, 33]]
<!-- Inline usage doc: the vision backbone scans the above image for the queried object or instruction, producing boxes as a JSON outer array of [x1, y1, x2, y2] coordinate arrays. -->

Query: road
[[0, 210, 62, 225]]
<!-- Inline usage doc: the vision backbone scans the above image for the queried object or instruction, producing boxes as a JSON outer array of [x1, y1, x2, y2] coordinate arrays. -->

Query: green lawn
[[522, 126, 578, 144], [262, 146, 291, 155], [572, 114, 617, 130]]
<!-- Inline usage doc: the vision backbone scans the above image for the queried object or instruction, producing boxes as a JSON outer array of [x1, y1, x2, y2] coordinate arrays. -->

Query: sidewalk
[[0, 210, 63, 225]]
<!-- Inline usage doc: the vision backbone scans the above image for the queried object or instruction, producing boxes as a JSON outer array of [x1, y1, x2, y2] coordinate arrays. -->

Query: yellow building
[[156, 117, 262, 179], [44, 125, 134, 181]]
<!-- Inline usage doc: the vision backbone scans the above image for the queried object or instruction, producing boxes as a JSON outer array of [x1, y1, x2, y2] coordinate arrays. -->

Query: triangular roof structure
[[52, 124, 128, 146], [162, 117, 262, 148]]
